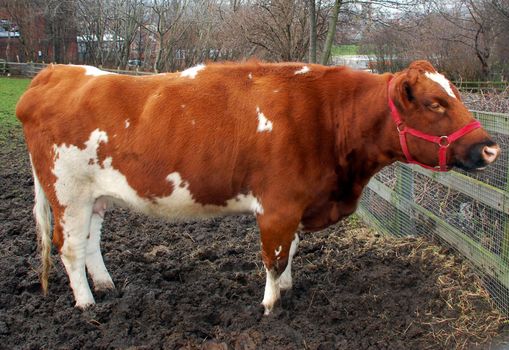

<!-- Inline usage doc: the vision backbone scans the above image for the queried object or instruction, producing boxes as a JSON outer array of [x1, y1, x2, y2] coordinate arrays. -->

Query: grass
[[331, 44, 359, 56], [0, 77, 30, 134]]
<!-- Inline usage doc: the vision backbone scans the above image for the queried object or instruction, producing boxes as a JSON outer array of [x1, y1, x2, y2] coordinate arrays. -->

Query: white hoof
[[262, 301, 274, 316], [75, 299, 95, 310], [93, 278, 115, 291]]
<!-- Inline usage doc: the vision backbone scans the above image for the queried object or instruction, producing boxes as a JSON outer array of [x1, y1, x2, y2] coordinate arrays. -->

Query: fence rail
[[452, 81, 508, 93], [1, 61, 154, 77]]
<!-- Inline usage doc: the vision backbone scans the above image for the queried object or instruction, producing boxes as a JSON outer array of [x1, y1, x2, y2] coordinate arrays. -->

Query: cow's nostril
[[482, 145, 500, 163]]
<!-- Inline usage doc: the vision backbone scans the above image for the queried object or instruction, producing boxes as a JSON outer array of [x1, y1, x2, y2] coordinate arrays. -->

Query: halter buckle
[[439, 136, 450, 148]]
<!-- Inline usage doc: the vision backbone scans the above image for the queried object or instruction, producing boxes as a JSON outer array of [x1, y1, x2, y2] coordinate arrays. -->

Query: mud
[[0, 128, 505, 349]]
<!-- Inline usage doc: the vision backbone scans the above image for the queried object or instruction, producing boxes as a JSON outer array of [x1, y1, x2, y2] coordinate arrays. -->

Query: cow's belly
[[52, 129, 264, 220]]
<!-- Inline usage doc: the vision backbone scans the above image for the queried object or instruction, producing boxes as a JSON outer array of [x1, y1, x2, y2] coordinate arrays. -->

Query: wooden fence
[[358, 110, 509, 312], [452, 81, 508, 93], [1, 62, 154, 77]]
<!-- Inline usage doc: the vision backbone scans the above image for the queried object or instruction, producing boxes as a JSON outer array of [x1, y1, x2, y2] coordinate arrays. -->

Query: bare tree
[[76, 0, 109, 65], [239, 0, 309, 61], [321, 0, 341, 64], [433, 0, 502, 79], [108, 0, 144, 68], [140, 0, 188, 72], [308, 0, 317, 63], [44, 0, 77, 63]]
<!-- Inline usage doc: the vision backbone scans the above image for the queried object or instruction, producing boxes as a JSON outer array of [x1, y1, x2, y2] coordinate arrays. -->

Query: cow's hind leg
[[59, 203, 96, 308], [86, 205, 114, 291], [257, 212, 300, 315]]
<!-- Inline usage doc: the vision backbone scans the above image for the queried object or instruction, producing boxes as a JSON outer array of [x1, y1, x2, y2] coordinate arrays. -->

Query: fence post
[[501, 154, 509, 262]]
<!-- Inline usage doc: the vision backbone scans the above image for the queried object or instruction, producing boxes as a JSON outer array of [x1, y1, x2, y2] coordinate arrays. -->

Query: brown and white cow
[[16, 60, 499, 314]]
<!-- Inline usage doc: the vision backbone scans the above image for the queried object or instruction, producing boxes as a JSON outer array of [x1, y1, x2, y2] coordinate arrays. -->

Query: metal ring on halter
[[439, 136, 450, 147], [397, 123, 404, 133]]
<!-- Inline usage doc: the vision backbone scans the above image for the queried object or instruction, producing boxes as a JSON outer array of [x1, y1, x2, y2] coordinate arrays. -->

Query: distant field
[[0, 77, 30, 133], [331, 44, 359, 56]]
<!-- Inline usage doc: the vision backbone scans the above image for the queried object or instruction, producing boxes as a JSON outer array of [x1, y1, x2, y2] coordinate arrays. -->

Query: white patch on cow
[[159, 172, 263, 218], [279, 233, 300, 290], [275, 245, 282, 257], [262, 268, 280, 315], [180, 64, 205, 79], [424, 71, 456, 98], [191, 120, 196, 126], [71, 65, 114, 77], [248, 73, 253, 79], [273, 90, 279, 93], [181, 104, 186, 108], [253, 199, 264, 215], [52, 129, 263, 222], [256, 107, 273, 133], [52, 129, 108, 206], [124, 119, 130, 128], [103, 157, 112, 168], [294, 66, 310, 75]]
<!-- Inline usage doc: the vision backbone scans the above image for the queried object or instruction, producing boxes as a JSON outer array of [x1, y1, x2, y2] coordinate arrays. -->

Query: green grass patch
[[0, 77, 30, 134], [331, 44, 359, 56]]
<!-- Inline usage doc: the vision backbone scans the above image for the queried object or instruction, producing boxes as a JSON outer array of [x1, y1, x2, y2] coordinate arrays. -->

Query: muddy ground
[[0, 128, 506, 350]]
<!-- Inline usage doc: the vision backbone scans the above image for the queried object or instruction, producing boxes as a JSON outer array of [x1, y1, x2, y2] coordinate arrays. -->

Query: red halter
[[388, 81, 481, 172]]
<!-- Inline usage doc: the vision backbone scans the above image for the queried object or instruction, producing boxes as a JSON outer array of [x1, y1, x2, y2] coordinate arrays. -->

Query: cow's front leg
[[257, 213, 301, 315], [279, 233, 300, 290]]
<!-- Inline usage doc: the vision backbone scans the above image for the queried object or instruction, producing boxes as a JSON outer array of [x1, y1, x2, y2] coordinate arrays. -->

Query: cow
[[16, 60, 500, 315]]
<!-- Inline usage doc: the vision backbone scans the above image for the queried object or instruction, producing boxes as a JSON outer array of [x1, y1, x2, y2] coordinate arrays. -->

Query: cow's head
[[389, 60, 500, 171]]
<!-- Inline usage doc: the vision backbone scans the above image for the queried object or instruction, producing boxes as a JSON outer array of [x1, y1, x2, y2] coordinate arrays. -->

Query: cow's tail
[[31, 159, 52, 295]]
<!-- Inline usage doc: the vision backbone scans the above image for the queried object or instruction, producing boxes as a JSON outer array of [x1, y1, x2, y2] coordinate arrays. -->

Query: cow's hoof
[[262, 303, 273, 316], [93, 279, 115, 292], [262, 298, 279, 315], [75, 300, 95, 310]]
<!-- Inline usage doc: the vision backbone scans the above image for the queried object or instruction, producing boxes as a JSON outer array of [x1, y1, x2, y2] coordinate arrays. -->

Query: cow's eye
[[428, 102, 444, 113]]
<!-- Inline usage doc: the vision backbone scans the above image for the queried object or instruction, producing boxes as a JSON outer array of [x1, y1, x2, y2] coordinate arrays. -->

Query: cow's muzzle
[[456, 140, 500, 171]]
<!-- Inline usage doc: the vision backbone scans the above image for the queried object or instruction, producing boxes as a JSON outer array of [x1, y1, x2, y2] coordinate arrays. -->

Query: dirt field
[[0, 128, 506, 349]]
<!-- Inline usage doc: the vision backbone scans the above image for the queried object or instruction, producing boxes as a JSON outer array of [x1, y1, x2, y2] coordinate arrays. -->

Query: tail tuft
[[31, 159, 52, 295]]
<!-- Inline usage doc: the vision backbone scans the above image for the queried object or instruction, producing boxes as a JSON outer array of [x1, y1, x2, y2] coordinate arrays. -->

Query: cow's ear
[[408, 60, 436, 73], [392, 69, 419, 110]]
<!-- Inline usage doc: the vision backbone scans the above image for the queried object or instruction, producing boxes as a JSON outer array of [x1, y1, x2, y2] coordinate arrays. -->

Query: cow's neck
[[331, 70, 402, 198]]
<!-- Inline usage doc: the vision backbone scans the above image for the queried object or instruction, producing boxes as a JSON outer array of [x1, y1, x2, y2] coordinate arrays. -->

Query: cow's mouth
[[453, 140, 500, 172]]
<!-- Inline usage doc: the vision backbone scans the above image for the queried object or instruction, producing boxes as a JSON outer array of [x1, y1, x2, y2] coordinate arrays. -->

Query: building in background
[[0, 7, 78, 63]]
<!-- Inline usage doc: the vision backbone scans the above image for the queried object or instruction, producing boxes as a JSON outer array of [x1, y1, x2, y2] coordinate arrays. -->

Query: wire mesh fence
[[359, 110, 509, 314]]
